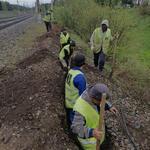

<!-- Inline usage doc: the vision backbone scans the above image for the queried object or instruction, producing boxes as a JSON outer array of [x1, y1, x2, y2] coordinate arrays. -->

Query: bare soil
[[0, 25, 78, 150], [0, 24, 149, 150]]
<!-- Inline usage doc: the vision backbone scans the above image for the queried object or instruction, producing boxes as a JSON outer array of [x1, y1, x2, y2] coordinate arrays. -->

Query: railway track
[[0, 15, 15, 20], [0, 15, 32, 30]]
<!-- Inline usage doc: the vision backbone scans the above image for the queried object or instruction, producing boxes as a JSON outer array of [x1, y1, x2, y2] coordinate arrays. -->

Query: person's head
[[101, 19, 109, 33], [61, 27, 67, 36], [88, 83, 111, 105], [71, 53, 85, 68], [69, 40, 76, 50]]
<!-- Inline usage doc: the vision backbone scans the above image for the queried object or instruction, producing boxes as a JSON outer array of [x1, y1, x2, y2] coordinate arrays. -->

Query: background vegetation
[[0, 1, 30, 11], [53, 0, 150, 102]]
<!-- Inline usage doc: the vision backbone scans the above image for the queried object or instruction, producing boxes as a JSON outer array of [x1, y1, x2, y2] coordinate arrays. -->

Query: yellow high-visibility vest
[[91, 27, 112, 54], [60, 32, 70, 45], [73, 97, 105, 150], [43, 14, 51, 22], [65, 69, 84, 108]]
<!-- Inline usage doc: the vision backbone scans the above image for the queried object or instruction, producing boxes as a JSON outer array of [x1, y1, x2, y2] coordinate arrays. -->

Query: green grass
[[0, 10, 18, 18], [17, 23, 45, 48], [118, 10, 150, 81], [67, 9, 150, 86]]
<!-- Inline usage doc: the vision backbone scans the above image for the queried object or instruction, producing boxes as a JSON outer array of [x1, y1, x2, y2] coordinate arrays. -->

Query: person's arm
[[60, 32, 63, 44], [73, 74, 86, 95], [110, 30, 113, 41], [71, 111, 94, 138], [105, 101, 112, 110], [59, 48, 68, 68], [90, 30, 95, 51], [107, 29, 113, 41], [105, 101, 118, 114], [67, 37, 71, 44], [64, 49, 69, 59]]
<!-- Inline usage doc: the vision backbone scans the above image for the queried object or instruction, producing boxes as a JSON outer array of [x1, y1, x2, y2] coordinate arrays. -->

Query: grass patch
[[0, 10, 18, 18], [117, 10, 150, 82], [16, 23, 45, 48]]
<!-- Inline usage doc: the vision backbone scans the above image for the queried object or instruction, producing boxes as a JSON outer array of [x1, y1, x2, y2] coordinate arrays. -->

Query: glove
[[63, 66, 68, 72]]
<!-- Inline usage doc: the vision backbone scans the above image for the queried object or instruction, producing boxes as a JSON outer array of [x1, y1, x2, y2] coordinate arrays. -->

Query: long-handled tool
[[96, 93, 106, 150]]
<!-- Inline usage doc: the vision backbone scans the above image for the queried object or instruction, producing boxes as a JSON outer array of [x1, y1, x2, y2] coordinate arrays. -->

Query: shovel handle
[[96, 93, 106, 150]]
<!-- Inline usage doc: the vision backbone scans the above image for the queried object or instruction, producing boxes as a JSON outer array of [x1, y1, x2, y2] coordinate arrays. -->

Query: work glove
[[63, 66, 68, 72]]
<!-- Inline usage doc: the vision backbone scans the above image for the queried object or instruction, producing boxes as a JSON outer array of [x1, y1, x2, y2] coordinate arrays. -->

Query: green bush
[[54, 0, 132, 45], [139, 1, 150, 16]]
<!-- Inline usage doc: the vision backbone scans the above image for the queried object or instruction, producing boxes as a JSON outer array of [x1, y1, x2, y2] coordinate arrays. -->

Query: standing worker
[[59, 40, 76, 71], [65, 53, 86, 127], [71, 83, 118, 150], [60, 28, 71, 48], [43, 10, 52, 32], [90, 19, 113, 72]]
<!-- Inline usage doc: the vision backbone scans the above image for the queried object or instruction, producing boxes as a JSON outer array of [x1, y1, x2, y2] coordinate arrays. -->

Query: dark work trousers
[[59, 60, 68, 71], [93, 52, 101, 67], [98, 51, 106, 71], [65, 108, 75, 128], [44, 21, 51, 32], [61, 43, 68, 48]]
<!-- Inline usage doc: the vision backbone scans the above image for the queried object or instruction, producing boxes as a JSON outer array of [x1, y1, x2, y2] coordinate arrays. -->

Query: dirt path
[[0, 24, 149, 150], [0, 26, 78, 150]]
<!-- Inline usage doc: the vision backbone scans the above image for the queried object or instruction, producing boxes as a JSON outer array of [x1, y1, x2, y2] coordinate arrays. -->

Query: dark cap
[[70, 40, 76, 47], [89, 83, 110, 100], [71, 53, 85, 67]]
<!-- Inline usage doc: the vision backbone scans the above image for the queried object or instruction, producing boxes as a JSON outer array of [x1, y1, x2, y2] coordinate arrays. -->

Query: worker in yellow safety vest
[[65, 53, 86, 127], [43, 10, 52, 32], [71, 83, 118, 150], [60, 28, 71, 48], [59, 40, 76, 72], [90, 19, 113, 72]]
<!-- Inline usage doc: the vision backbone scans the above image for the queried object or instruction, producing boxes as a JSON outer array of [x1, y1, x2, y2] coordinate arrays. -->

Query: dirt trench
[[0, 24, 149, 150], [0, 26, 79, 150]]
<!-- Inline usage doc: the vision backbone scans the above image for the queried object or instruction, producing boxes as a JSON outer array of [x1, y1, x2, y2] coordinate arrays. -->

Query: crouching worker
[[65, 53, 87, 127], [71, 83, 118, 150], [59, 40, 76, 72], [60, 28, 71, 48]]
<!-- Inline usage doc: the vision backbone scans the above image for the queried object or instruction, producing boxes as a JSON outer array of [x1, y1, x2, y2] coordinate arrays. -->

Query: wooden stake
[[96, 93, 106, 150]]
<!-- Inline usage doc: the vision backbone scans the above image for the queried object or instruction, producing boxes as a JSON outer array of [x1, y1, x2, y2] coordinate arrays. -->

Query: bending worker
[[65, 53, 86, 127], [71, 83, 118, 150], [60, 28, 71, 48], [59, 40, 76, 71], [43, 10, 52, 32], [90, 19, 113, 72]]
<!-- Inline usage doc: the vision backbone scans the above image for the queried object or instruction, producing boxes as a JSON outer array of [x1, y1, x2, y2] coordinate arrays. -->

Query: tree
[[0, 1, 2, 10]]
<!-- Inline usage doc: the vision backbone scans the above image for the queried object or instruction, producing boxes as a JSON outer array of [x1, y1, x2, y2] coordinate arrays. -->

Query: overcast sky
[[7, 0, 52, 7]]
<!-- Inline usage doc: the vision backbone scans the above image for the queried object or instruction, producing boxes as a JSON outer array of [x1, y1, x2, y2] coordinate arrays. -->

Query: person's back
[[59, 44, 70, 69], [91, 27, 112, 54], [65, 53, 86, 126], [60, 30, 70, 48], [59, 41, 76, 71], [71, 84, 118, 150], [65, 68, 85, 108]]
